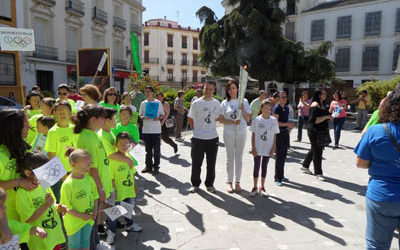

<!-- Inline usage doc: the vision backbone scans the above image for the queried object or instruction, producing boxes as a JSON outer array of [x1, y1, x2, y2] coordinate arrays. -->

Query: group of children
[[0, 87, 142, 250]]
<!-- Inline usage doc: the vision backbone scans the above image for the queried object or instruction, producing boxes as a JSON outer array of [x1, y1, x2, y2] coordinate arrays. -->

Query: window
[[201, 71, 206, 83], [144, 51, 149, 63], [181, 53, 187, 65], [167, 69, 173, 81], [393, 44, 400, 71], [144, 33, 149, 46], [182, 36, 187, 49], [193, 70, 198, 82], [182, 70, 187, 82], [285, 22, 295, 41], [193, 54, 198, 66], [167, 52, 174, 64], [362, 46, 380, 71], [311, 20, 325, 41], [0, 0, 12, 22], [335, 47, 351, 72], [167, 34, 173, 47], [365, 12, 381, 36], [337, 16, 352, 39], [193, 37, 198, 50], [396, 9, 400, 32], [0, 53, 16, 86], [286, 0, 296, 15]]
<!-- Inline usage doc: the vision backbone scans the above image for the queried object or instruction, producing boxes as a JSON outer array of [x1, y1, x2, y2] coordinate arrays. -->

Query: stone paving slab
[[114, 123, 400, 250]]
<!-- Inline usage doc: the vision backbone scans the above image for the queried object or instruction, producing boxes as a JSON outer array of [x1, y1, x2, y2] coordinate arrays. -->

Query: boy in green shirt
[[31, 116, 56, 154], [26, 97, 55, 144], [112, 105, 140, 143]]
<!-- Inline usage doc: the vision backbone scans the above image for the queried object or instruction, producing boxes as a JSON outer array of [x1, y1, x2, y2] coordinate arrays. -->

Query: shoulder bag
[[383, 123, 400, 154]]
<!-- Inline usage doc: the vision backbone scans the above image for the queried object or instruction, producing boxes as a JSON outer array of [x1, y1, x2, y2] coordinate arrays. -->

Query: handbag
[[383, 123, 400, 154], [165, 118, 174, 128], [316, 129, 331, 147]]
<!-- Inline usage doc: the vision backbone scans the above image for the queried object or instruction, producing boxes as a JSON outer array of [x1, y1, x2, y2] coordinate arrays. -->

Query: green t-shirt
[[8, 219, 31, 244], [0, 145, 20, 221], [27, 109, 42, 119], [44, 124, 77, 172], [26, 114, 43, 144], [109, 156, 137, 202], [56, 98, 77, 114], [111, 123, 140, 143], [98, 129, 116, 156], [76, 129, 112, 198], [364, 109, 380, 130], [60, 174, 99, 236], [100, 102, 120, 122], [16, 186, 66, 250]]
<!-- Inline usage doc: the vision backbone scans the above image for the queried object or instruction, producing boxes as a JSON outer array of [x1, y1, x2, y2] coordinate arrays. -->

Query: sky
[[142, 0, 225, 29]]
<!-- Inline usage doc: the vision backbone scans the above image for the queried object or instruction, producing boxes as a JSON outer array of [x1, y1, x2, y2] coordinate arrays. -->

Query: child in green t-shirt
[[31, 116, 56, 154], [106, 132, 142, 245], [26, 97, 55, 144], [15, 152, 66, 250], [61, 148, 99, 250], [121, 92, 138, 125], [98, 108, 118, 156], [112, 105, 140, 143]]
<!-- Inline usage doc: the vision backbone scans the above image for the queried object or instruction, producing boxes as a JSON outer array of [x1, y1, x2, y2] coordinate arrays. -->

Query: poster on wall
[[77, 48, 111, 91], [0, 27, 35, 51]]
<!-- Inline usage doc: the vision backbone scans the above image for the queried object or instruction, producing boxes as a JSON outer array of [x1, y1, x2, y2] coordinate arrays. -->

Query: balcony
[[181, 76, 188, 82], [113, 59, 127, 69], [33, 0, 56, 7], [167, 76, 175, 82], [130, 23, 142, 34], [65, 0, 85, 17], [181, 59, 188, 66], [92, 7, 108, 25], [167, 58, 175, 65], [66, 51, 76, 63], [144, 58, 159, 64], [192, 60, 199, 66], [113, 16, 126, 31], [33, 45, 58, 60]]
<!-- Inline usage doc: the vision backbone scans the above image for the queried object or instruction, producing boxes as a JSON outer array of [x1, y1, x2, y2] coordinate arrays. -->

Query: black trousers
[[161, 124, 177, 149], [191, 137, 219, 187], [142, 133, 161, 170], [302, 130, 323, 175], [275, 129, 289, 182]]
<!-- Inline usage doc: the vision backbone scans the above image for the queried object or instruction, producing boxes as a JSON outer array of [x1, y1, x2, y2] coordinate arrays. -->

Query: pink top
[[330, 99, 347, 118], [297, 99, 311, 117]]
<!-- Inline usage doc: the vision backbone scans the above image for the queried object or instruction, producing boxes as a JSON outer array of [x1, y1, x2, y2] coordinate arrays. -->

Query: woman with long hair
[[301, 89, 332, 181], [219, 80, 251, 193], [329, 90, 348, 148]]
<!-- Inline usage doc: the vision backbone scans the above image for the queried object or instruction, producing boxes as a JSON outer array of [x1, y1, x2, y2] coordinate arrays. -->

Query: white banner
[[128, 144, 145, 164], [33, 157, 67, 189], [0, 27, 35, 51], [237, 66, 249, 120], [97, 52, 108, 72]]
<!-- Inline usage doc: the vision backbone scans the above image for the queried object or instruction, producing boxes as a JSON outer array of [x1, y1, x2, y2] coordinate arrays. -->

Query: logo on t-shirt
[[5, 161, 16, 171], [42, 206, 57, 229], [59, 136, 69, 143], [122, 172, 133, 187], [76, 190, 87, 200], [260, 130, 268, 141], [204, 112, 211, 124], [230, 109, 237, 120], [32, 197, 44, 208]]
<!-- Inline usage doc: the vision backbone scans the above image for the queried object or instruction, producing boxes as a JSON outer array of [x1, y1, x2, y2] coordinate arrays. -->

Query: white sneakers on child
[[96, 240, 115, 250], [106, 230, 115, 245]]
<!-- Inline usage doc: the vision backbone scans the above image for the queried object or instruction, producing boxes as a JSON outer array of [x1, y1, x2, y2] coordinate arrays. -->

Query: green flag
[[131, 32, 142, 79]]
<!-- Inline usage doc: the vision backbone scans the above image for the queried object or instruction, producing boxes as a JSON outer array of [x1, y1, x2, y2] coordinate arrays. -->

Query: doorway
[[36, 70, 54, 93]]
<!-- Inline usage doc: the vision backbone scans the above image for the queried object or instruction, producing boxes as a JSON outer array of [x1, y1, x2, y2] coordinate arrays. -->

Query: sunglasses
[[58, 92, 68, 96]]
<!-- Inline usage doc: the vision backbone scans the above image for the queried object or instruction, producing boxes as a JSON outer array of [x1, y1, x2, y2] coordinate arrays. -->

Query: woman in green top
[[100, 87, 120, 121], [0, 110, 38, 221], [24, 91, 42, 118]]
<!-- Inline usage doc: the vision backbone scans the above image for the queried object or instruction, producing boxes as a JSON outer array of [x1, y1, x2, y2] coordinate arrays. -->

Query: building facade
[[20, 0, 145, 95], [0, 0, 24, 103], [142, 18, 208, 89]]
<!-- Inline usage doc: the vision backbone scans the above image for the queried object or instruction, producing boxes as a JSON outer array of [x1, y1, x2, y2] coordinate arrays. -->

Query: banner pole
[[92, 70, 99, 84]]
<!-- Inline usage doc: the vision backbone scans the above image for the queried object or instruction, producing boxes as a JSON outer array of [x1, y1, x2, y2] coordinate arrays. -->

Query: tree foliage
[[196, 0, 336, 89]]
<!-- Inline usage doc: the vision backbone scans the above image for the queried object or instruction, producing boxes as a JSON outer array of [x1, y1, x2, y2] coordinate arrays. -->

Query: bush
[[358, 76, 400, 111]]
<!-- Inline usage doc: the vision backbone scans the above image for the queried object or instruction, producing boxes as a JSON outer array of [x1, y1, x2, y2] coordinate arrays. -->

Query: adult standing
[[131, 83, 146, 136], [174, 91, 186, 142], [296, 91, 311, 142], [301, 89, 332, 181], [250, 90, 267, 119], [100, 87, 121, 120], [67, 84, 84, 102], [157, 92, 178, 154], [329, 90, 348, 148], [139, 86, 165, 175], [354, 90, 400, 250], [191, 89, 203, 104], [352, 90, 371, 130], [188, 82, 220, 193], [219, 80, 251, 193], [273, 91, 295, 186], [79, 84, 102, 105]]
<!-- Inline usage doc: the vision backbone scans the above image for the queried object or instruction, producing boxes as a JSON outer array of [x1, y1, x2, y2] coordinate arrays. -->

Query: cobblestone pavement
[[115, 122, 399, 250]]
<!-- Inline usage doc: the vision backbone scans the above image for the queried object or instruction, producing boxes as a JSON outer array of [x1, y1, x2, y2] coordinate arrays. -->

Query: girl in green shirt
[[98, 108, 117, 156], [26, 97, 56, 145], [99, 87, 120, 122], [24, 91, 42, 118]]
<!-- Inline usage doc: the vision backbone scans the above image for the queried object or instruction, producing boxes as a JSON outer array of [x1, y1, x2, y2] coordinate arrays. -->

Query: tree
[[196, 0, 336, 89]]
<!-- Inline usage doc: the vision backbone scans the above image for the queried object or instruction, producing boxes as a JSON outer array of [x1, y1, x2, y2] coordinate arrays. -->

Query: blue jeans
[[297, 116, 308, 141], [109, 198, 134, 233], [366, 198, 400, 250], [333, 117, 345, 145]]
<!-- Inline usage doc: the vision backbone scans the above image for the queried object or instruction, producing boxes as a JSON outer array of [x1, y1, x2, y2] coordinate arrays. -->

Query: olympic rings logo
[[2, 36, 32, 48], [40, 165, 61, 182]]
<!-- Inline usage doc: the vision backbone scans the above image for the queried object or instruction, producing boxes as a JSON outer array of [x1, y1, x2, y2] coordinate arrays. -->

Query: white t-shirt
[[139, 99, 165, 134], [188, 97, 220, 140], [220, 99, 251, 134], [250, 115, 280, 156]]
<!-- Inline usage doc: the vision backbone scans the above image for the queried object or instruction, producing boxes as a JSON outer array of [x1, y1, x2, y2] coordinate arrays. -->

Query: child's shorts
[[68, 223, 92, 249]]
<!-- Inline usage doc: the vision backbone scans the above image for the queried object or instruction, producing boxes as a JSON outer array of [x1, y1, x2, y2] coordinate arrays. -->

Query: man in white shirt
[[188, 82, 220, 193], [139, 86, 165, 175]]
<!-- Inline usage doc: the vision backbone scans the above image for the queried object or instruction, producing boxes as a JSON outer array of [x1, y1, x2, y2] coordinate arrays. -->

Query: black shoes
[[141, 168, 152, 174]]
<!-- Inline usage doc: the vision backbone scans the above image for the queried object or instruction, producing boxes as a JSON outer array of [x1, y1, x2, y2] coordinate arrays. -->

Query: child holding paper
[[31, 116, 56, 154], [61, 148, 99, 250], [106, 132, 142, 245], [112, 105, 140, 143], [15, 152, 66, 250], [26, 97, 55, 144]]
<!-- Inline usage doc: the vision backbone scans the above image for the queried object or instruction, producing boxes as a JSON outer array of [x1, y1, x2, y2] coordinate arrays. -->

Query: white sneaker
[[249, 187, 258, 197], [301, 167, 312, 175], [106, 230, 115, 245], [316, 175, 325, 181], [96, 240, 115, 250], [126, 223, 143, 232], [189, 186, 199, 193]]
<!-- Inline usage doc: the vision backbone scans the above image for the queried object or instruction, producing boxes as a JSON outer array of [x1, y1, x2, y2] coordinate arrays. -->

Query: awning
[[114, 70, 138, 79], [67, 65, 77, 74]]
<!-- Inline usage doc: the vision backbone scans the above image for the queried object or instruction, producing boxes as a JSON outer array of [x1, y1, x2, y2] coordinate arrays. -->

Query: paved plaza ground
[[115, 121, 399, 250]]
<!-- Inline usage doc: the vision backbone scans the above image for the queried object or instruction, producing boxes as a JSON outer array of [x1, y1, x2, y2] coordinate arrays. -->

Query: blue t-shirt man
[[273, 104, 289, 132], [354, 123, 400, 202]]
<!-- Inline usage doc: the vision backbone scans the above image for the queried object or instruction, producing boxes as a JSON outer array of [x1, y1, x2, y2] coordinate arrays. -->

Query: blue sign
[[145, 102, 159, 119]]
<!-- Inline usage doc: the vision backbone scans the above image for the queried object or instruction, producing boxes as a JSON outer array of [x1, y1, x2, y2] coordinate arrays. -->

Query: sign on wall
[[0, 27, 35, 51], [77, 48, 110, 77]]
